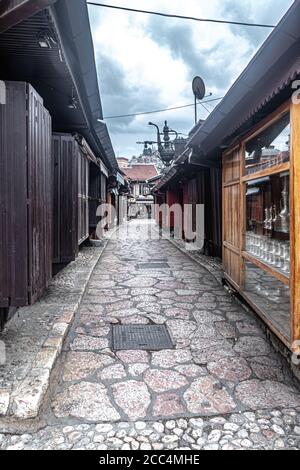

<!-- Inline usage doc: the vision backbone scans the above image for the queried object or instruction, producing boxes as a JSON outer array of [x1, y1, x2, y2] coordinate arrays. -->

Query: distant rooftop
[[123, 164, 159, 182]]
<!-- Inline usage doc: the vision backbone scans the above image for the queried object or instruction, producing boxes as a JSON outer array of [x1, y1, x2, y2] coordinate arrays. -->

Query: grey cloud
[[96, 53, 166, 134], [219, 0, 293, 49], [147, 18, 241, 92]]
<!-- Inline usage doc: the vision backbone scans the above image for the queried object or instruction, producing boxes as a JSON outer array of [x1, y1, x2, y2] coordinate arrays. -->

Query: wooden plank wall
[[52, 133, 78, 264], [0, 81, 28, 307], [0, 81, 52, 308], [27, 83, 52, 303], [89, 162, 102, 231], [78, 148, 89, 244]]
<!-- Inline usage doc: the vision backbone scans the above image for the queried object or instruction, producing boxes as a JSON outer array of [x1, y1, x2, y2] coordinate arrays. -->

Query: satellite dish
[[192, 76, 206, 101]]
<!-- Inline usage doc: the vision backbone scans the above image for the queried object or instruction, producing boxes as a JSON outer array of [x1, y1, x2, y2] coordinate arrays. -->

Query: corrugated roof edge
[[187, 1, 300, 158]]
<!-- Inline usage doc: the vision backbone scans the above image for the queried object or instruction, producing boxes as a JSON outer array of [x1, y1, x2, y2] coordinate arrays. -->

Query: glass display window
[[244, 261, 291, 340], [245, 171, 290, 277], [245, 113, 290, 176]]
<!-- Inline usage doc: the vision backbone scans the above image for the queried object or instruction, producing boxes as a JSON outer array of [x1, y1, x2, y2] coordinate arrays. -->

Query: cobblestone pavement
[[1, 220, 300, 450]]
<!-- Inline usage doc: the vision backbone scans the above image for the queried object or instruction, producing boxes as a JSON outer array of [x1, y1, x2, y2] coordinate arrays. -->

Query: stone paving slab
[[1, 408, 300, 450], [0, 244, 107, 420], [1, 220, 300, 451], [48, 221, 300, 427]]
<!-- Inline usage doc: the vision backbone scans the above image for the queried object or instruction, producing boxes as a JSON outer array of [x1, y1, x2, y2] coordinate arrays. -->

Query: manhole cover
[[137, 262, 170, 269], [112, 325, 174, 351]]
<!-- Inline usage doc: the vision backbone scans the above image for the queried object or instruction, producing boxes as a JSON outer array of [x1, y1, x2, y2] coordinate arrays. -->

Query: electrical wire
[[103, 96, 223, 119], [87, 2, 275, 29], [199, 102, 211, 114]]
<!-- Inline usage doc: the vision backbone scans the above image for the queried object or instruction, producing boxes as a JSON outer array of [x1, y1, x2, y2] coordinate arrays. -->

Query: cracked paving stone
[[235, 321, 263, 336], [192, 324, 218, 339], [174, 303, 194, 310], [193, 311, 224, 324], [112, 380, 151, 420], [164, 308, 191, 320], [147, 314, 166, 324], [70, 335, 109, 352], [53, 382, 120, 422], [107, 308, 141, 318], [128, 364, 149, 377], [98, 364, 127, 380], [191, 338, 235, 364], [144, 369, 188, 393], [153, 393, 186, 417], [105, 301, 134, 313], [235, 380, 300, 410], [248, 357, 287, 382], [63, 352, 114, 381], [233, 337, 271, 357], [123, 278, 157, 287], [139, 304, 162, 314], [120, 315, 149, 325], [116, 350, 149, 364], [214, 322, 237, 339], [175, 364, 207, 378], [184, 376, 237, 415], [131, 288, 159, 296], [167, 320, 197, 340], [151, 350, 192, 368], [207, 357, 252, 383]]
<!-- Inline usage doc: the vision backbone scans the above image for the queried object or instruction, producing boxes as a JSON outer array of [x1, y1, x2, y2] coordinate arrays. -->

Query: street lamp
[[148, 121, 178, 167]]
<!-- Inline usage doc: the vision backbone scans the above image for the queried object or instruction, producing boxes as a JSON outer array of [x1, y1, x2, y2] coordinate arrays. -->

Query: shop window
[[244, 261, 290, 340], [245, 171, 290, 277], [245, 113, 290, 176]]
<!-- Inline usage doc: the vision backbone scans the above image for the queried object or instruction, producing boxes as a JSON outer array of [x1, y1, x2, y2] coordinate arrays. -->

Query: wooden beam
[[291, 101, 300, 347], [0, 0, 57, 33]]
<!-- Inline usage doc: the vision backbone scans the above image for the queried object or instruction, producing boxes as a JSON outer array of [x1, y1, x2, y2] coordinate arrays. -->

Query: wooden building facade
[[0, 0, 120, 328], [185, 1, 300, 354], [154, 162, 222, 257], [0, 81, 52, 309]]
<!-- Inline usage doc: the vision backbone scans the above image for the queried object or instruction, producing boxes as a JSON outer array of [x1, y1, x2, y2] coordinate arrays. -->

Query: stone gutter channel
[[0, 238, 110, 422]]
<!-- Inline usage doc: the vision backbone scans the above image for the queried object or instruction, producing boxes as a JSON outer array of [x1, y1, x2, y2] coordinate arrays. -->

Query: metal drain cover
[[137, 262, 170, 269], [112, 325, 174, 351]]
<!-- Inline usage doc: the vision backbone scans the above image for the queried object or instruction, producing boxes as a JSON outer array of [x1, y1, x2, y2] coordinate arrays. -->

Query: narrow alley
[[1, 220, 300, 450]]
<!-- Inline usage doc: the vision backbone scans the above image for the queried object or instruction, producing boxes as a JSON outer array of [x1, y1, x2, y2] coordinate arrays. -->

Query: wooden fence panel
[[0, 81, 52, 310], [52, 133, 78, 264]]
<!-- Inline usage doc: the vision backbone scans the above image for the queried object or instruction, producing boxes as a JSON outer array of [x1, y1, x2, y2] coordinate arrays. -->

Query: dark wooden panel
[[52, 135, 61, 263], [0, 81, 52, 311], [27, 83, 52, 304], [78, 148, 89, 244], [0, 81, 28, 307], [52, 133, 78, 264], [89, 162, 101, 230]]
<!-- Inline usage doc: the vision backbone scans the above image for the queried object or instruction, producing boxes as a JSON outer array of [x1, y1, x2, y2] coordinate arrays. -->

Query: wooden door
[[222, 147, 243, 289]]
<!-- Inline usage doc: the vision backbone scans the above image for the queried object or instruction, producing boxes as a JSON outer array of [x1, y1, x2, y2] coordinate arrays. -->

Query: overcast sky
[[88, 0, 293, 159]]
